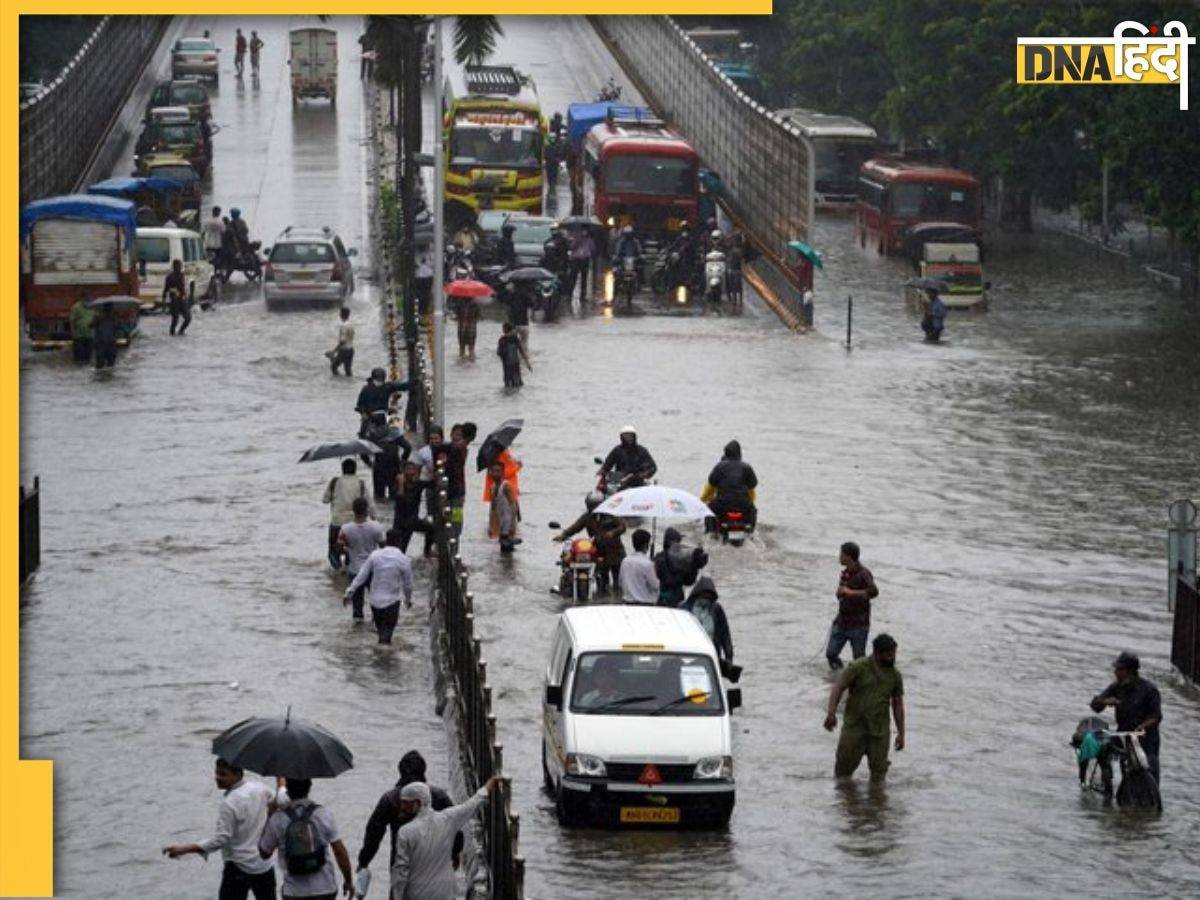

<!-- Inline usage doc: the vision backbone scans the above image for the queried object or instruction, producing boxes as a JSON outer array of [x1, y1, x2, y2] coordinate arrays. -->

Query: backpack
[[282, 803, 327, 876]]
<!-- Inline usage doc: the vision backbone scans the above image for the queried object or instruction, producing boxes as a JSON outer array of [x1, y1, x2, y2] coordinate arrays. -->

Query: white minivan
[[133, 226, 219, 312], [542, 606, 740, 828]]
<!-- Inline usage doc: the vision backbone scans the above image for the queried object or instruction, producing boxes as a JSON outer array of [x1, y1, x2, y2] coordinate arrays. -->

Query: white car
[[133, 227, 219, 312], [542, 605, 740, 828], [263, 227, 357, 305], [172, 37, 220, 83]]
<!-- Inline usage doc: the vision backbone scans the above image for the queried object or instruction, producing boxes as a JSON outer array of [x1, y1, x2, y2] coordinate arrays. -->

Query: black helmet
[[370, 367, 387, 382], [585, 490, 603, 511], [1112, 651, 1140, 671]]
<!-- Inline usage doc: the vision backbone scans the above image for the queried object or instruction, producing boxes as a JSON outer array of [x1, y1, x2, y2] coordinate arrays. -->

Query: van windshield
[[570, 652, 723, 716]]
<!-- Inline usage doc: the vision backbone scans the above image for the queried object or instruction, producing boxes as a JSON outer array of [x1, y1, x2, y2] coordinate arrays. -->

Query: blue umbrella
[[787, 239, 824, 270]]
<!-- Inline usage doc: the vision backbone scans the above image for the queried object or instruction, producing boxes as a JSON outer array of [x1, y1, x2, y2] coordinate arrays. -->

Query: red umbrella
[[445, 279, 494, 299]]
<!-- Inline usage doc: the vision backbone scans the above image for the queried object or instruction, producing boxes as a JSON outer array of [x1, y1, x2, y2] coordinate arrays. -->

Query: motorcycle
[[597, 78, 622, 102], [211, 241, 263, 283], [649, 243, 700, 297], [1070, 716, 1161, 810], [717, 508, 755, 546], [554, 536, 598, 603], [615, 256, 638, 308], [704, 248, 726, 310], [592, 456, 647, 498]]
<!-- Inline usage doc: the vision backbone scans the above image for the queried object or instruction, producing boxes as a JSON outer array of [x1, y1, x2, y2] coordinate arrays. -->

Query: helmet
[[370, 366, 387, 381], [230, 208, 241, 219], [585, 491, 604, 511], [619, 424, 637, 436], [501, 222, 515, 234], [711, 230, 722, 241], [622, 225, 633, 235], [1112, 651, 1140, 671]]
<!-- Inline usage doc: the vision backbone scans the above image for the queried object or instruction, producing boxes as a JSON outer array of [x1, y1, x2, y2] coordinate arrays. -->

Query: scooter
[[649, 243, 699, 296], [1070, 716, 1161, 810], [592, 457, 646, 498], [717, 508, 755, 546], [704, 248, 727, 312]]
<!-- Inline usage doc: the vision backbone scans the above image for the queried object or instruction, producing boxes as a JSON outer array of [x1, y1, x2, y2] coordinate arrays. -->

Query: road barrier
[[19, 478, 42, 584], [369, 80, 525, 900], [20, 16, 170, 208], [1172, 576, 1200, 684], [593, 17, 814, 281]]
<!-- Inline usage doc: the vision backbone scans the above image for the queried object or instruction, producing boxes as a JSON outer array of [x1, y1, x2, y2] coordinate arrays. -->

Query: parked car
[[263, 226, 357, 305], [289, 27, 338, 104], [541, 606, 741, 829], [133, 227, 219, 312], [171, 36, 220, 82], [147, 79, 211, 122]]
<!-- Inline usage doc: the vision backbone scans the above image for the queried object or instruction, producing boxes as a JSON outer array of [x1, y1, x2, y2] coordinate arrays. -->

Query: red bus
[[856, 157, 980, 255], [580, 111, 700, 240]]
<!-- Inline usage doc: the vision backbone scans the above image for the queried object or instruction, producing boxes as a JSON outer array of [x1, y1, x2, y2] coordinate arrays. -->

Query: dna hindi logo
[[1016, 20, 1195, 110]]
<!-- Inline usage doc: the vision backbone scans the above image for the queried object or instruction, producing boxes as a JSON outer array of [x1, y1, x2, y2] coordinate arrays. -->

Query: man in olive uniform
[[824, 633, 905, 782]]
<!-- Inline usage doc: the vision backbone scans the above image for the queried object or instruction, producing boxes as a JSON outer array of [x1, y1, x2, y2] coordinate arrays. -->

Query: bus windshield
[[570, 651, 723, 716], [890, 182, 977, 222], [604, 154, 694, 197], [450, 126, 541, 169], [814, 140, 876, 193]]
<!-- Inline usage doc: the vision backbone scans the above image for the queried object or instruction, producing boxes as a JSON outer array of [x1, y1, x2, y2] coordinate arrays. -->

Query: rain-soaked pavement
[[19, 14, 1200, 900]]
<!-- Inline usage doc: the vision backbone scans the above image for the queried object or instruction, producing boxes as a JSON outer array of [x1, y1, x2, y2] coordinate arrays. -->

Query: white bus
[[775, 108, 878, 211]]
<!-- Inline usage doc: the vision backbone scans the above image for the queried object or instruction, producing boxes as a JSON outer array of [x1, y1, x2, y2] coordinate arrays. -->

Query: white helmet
[[711, 230, 722, 241], [622, 225, 634, 235], [620, 424, 637, 436]]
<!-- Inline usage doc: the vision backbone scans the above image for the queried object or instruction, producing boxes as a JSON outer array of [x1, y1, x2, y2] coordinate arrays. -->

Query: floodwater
[[19, 14, 1200, 900]]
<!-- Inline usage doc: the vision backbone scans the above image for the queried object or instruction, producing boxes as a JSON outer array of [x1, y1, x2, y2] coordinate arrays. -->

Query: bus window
[[858, 179, 884, 210], [890, 183, 976, 221], [606, 156, 693, 196]]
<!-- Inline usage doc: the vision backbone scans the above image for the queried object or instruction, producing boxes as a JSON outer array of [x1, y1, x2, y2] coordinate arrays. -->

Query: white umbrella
[[594, 485, 712, 521]]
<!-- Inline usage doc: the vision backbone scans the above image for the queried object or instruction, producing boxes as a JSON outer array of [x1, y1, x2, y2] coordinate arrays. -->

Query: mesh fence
[[20, 16, 170, 207]]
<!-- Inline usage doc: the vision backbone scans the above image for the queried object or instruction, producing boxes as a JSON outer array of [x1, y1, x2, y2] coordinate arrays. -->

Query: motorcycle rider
[[229, 208, 251, 255], [542, 226, 570, 278], [1090, 651, 1162, 786], [355, 368, 412, 437], [552, 492, 627, 595], [497, 222, 517, 268], [598, 425, 657, 492], [701, 440, 758, 532]]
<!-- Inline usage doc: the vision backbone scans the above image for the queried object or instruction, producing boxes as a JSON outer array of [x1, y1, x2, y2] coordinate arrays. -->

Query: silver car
[[263, 227, 357, 305], [172, 37, 220, 83]]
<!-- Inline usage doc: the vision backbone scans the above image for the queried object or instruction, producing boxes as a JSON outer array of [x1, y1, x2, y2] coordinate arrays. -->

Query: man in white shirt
[[412, 424, 444, 517], [338, 496, 385, 621], [619, 529, 659, 605], [323, 459, 372, 570], [162, 758, 283, 900], [345, 529, 414, 644], [329, 306, 354, 377], [258, 778, 354, 900], [203, 205, 225, 256]]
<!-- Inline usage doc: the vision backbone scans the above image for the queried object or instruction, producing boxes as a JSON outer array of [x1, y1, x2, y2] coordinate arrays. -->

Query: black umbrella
[[298, 439, 382, 463], [907, 277, 948, 293], [557, 215, 602, 229], [211, 709, 353, 779], [476, 418, 524, 471], [504, 267, 555, 282]]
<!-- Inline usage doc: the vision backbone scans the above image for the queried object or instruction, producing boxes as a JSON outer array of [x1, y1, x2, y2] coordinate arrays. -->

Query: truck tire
[[542, 742, 554, 794]]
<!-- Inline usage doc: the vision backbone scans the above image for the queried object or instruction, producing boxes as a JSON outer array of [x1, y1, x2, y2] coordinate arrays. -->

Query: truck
[[20, 195, 140, 347], [289, 27, 338, 105]]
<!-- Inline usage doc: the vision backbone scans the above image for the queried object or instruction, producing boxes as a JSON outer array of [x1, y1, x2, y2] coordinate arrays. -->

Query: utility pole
[[398, 21, 420, 428], [432, 17, 446, 426]]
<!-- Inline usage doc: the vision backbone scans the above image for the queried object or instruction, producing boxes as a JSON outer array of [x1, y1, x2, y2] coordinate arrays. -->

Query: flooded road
[[18, 14, 1200, 900]]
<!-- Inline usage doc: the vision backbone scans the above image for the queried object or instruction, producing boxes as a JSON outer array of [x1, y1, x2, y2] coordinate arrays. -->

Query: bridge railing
[[20, 16, 170, 207], [593, 16, 814, 273]]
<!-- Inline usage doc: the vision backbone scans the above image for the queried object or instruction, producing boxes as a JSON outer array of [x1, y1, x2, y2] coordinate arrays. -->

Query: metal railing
[[20, 16, 170, 207], [1172, 576, 1200, 684], [20, 478, 42, 584], [369, 78, 524, 899], [592, 16, 814, 270]]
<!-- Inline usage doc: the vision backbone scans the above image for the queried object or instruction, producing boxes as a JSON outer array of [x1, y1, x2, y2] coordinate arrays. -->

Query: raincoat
[[481, 448, 521, 502], [680, 576, 733, 663], [390, 785, 489, 900]]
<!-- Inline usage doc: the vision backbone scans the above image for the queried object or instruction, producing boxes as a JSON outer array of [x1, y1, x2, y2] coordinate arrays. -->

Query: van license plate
[[619, 807, 680, 824]]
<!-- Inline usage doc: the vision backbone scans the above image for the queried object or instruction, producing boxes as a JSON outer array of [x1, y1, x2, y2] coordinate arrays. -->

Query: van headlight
[[693, 756, 733, 780], [565, 753, 607, 777]]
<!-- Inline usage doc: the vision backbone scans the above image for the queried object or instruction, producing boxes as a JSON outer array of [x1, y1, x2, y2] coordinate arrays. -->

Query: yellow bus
[[443, 64, 545, 222]]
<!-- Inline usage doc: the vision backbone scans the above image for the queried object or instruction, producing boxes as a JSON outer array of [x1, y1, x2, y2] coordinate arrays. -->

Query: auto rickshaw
[[87, 176, 187, 229], [135, 112, 210, 177], [901, 222, 989, 310], [136, 155, 202, 222]]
